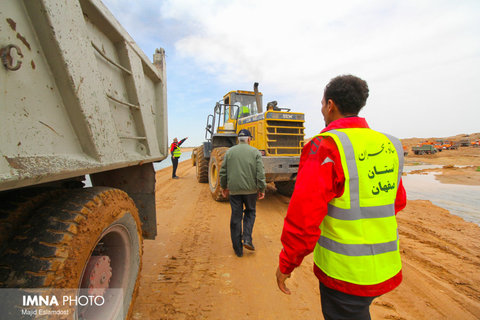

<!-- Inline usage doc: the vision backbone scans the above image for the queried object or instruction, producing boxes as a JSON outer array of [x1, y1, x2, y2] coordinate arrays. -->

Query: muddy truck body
[[411, 144, 437, 155], [1, 0, 167, 318]]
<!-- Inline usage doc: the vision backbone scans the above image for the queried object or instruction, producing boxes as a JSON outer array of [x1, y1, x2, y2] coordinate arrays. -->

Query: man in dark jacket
[[170, 137, 188, 179], [219, 129, 266, 257]]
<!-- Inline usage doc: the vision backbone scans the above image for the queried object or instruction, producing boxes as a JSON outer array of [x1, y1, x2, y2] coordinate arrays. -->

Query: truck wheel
[[196, 146, 209, 183], [0, 187, 142, 320], [209, 147, 229, 201], [0, 189, 65, 254], [191, 147, 197, 166], [275, 181, 296, 197]]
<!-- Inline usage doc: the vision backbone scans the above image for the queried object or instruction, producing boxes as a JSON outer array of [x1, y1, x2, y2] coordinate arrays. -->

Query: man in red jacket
[[276, 75, 407, 320], [170, 137, 188, 179]]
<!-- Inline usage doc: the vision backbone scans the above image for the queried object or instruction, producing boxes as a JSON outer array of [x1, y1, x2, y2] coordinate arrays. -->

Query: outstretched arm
[[178, 137, 188, 146]]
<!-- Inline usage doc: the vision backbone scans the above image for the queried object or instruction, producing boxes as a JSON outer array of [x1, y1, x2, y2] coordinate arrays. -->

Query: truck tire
[[209, 147, 229, 202], [0, 187, 142, 320], [275, 181, 296, 197], [0, 189, 65, 254], [196, 146, 209, 183]]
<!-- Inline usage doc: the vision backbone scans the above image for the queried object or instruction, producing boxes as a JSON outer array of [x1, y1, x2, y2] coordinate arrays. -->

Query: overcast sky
[[102, 0, 480, 147]]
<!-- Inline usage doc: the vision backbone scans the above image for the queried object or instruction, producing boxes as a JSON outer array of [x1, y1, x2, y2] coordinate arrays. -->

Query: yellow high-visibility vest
[[313, 128, 404, 285], [172, 145, 182, 158]]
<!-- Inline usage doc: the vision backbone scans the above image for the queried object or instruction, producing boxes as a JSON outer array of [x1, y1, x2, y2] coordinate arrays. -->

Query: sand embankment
[[131, 147, 480, 320]]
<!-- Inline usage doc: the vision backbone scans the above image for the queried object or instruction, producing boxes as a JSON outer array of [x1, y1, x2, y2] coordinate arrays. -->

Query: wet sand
[[130, 147, 480, 320]]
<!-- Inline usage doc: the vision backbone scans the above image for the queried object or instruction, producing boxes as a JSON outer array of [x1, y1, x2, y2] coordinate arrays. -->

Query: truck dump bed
[[1, 0, 168, 192]]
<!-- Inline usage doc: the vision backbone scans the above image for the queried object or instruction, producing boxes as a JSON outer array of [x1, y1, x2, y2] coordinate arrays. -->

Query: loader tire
[[275, 180, 296, 197], [191, 147, 197, 166], [0, 187, 142, 320], [209, 147, 229, 202], [196, 146, 209, 183]]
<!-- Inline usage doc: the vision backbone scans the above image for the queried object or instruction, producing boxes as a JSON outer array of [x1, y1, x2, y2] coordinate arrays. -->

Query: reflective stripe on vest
[[173, 145, 182, 157], [313, 128, 404, 285]]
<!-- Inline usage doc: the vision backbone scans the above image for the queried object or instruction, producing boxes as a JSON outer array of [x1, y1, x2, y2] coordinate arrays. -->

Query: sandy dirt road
[[131, 153, 480, 320]]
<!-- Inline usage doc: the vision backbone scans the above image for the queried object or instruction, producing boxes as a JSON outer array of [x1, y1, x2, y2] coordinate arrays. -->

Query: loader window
[[232, 105, 239, 119], [224, 105, 230, 123], [239, 105, 250, 118], [234, 102, 254, 119], [231, 93, 259, 116], [250, 101, 258, 114]]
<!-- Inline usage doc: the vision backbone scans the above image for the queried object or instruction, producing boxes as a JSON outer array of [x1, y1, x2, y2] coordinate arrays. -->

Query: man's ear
[[326, 99, 335, 113], [328, 99, 341, 115]]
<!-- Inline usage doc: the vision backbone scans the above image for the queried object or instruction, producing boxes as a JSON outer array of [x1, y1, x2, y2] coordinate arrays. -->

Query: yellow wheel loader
[[195, 83, 305, 201]]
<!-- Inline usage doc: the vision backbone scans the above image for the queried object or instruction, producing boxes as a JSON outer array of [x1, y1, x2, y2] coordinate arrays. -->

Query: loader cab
[[205, 89, 264, 147], [224, 90, 263, 121]]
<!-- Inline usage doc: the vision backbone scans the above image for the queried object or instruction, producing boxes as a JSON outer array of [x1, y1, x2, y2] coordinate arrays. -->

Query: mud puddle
[[403, 165, 480, 225]]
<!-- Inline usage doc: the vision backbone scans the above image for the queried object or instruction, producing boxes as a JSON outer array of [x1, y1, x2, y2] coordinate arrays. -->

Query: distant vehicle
[[443, 141, 458, 150], [412, 144, 438, 155], [459, 139, 471, 147]]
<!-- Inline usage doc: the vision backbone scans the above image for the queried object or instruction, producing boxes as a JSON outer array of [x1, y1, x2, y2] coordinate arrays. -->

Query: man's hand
[[276, 266, 291, 295], [258, 191, 265, 200], [222, 188, 229, 198]]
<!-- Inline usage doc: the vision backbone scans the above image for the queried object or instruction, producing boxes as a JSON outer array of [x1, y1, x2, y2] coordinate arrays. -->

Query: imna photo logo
[[23, 294, 105, 307]]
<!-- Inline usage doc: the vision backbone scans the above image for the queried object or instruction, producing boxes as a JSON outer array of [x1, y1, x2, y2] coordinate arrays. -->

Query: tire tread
[[209, 147, 229, 201], [196, 147, 209, 183]]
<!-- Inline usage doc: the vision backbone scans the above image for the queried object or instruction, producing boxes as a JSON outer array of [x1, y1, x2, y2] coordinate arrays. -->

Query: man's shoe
[[172, 176, 179, 179], [235, 250, 243, 257], [243, 242, 255, 251]]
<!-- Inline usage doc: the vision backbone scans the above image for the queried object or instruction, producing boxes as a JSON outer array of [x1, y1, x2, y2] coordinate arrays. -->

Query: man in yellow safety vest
[[275, 75, 407, 320], [170, 137, 188, 179]]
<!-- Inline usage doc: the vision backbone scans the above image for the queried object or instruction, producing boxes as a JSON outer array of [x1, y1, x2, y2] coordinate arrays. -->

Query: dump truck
[[194, 83, 305, 200], [412, 144, 438, 155], [1, 0, 167, 318], [459, 138, 471, 147]]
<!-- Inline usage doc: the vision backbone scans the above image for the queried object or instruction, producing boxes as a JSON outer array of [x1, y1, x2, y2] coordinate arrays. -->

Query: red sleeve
[[279, 137, 344, 274], [178, 138, 187, 146], [170, 143, 175, 154], [394, 178, 407, 214]]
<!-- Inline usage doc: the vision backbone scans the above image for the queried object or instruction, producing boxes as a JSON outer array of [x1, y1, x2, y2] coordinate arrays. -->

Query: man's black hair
[[324, 75, 369, 115]]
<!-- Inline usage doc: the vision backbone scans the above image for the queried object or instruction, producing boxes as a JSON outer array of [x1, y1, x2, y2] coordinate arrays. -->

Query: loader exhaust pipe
[[254, 82, 263, 113]]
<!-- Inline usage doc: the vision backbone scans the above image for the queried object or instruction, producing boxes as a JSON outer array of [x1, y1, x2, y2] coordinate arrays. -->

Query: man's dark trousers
[[229, 194, 257, 255], [320, 282, 377, 320], [171, 156, 179, 177]]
